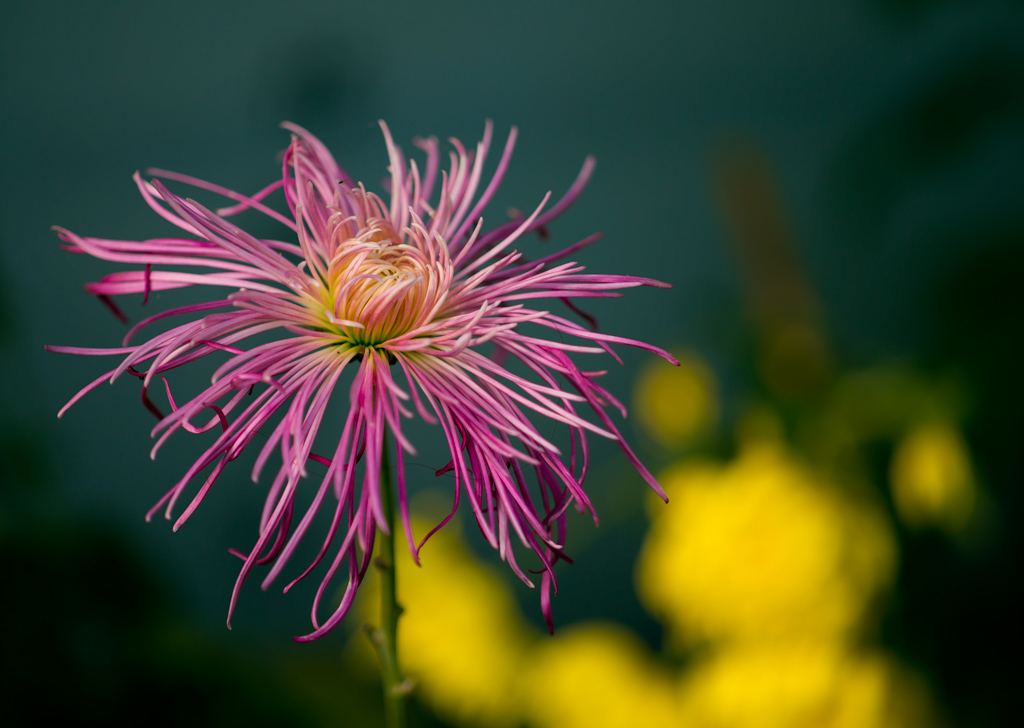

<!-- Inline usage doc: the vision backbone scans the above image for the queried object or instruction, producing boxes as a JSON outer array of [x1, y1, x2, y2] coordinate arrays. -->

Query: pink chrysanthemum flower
[[49, 122, 675, 641]]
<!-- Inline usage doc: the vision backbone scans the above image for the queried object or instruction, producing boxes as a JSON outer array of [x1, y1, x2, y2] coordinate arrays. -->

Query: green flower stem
[[370, 430, 410, 728]]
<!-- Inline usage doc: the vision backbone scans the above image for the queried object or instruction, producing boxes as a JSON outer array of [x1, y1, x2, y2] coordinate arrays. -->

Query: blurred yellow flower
[[890, 423, 976, 532], [636, 443, 896, 647], [634, 351, 718, 447], [359, 516, 533, 727], [520, 623, 681, 728], [678, 642, 938, 728]]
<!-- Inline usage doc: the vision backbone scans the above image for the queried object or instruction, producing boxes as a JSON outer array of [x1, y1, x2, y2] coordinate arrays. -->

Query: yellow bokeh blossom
[[678, 642, 939, 728], [890, 423, 976, 532], [634, 351, 718, 447], [359, 516, 534, 727], [636, 443, 896, 647], [520, 623, 681, 728]]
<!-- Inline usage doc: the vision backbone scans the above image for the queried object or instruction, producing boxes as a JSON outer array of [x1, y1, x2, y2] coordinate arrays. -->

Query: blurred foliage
[[0, 234, 15, 347], [822, 49, 1024, 247], [0, 429, 389, 727], [714, 145, 833, 399], [931, 240, 1024, 479], [872, 0, 1024, 22]]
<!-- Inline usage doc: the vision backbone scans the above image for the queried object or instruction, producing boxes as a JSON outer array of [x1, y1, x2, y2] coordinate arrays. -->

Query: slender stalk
[[370, 430, 409, 728]]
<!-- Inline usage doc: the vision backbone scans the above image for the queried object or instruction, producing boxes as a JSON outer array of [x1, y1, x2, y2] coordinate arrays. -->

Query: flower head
[[49, 121, 675, 640]]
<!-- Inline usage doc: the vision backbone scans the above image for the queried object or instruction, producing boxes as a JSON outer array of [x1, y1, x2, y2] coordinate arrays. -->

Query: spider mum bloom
[[49, 121, 676, 641]]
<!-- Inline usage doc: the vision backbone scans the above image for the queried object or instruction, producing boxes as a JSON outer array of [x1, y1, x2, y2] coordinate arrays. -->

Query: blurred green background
[[1, 1, 1021, 725]]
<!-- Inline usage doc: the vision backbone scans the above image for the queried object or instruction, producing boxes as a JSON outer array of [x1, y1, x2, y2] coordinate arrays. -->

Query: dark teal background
[[2, 1, 1022, 725]]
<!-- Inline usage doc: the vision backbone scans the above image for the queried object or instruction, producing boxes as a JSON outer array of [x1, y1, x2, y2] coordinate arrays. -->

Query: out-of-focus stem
[[369, 430, 409, 728]]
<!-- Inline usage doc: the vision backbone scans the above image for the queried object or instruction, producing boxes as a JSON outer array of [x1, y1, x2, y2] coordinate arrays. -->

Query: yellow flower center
[[309, 215, 452, 347]]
